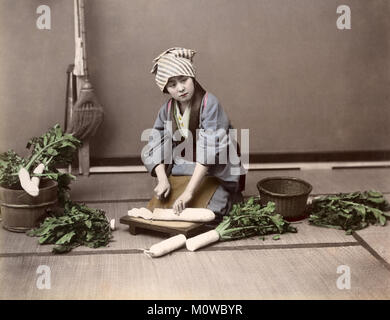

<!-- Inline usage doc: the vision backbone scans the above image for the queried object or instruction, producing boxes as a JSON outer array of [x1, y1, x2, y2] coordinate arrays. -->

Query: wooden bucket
[[0, 179, 58, 232]]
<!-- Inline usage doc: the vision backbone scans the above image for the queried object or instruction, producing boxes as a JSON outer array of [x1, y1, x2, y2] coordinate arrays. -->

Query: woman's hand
[[172, 163, 208, 214], [173, 191, 193, 214], [154, 178, 171, 200]]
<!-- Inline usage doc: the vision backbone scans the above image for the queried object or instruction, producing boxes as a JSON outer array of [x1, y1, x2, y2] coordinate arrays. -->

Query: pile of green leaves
[[217, 197, 297, 240], [27, 200, 113, 254], [0, 124, 81, 205], [308, 191, 390, 234], [0, 150, 28, 189], [0, 124, 112, 254]]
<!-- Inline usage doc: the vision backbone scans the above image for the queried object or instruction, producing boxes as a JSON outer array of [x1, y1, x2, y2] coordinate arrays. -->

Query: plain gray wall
[[1, 0, 389, 159]]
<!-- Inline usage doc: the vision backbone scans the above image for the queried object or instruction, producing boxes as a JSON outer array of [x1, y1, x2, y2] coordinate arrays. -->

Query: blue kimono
[[142, 89, 246, 217]]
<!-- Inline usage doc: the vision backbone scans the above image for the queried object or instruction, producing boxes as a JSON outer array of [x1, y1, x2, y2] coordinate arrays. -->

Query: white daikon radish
[[18, 167, 39, 197], [127, 208, 140, 216], [127, 207, 215, 222], [139, 207, 154, 219], [152, 208, 215, 222], [144, 234, 186, 258], [127, 207, 153, 219], [110, 219, 116, 231], [186, 230, 220, 251], [31, 163, 45, 188]]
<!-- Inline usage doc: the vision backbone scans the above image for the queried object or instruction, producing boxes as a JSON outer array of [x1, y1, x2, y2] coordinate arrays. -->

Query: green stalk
[[11, 156, 53, 177], [215, 218, 231, 234], [25, 139, 65, 171], [219, 225, 259, 236]]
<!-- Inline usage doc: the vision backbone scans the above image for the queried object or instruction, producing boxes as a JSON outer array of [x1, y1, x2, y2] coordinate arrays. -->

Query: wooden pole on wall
[[75, 0, 89, 176], [75, 77, 90, 176], [72, 0, 104, 176]]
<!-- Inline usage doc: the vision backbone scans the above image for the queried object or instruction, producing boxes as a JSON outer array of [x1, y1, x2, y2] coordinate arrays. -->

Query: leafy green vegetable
[[27, 201, 113, 253], [36, 171, 77, 207], [1, 124, 111, 254], [0, 124, 81, 206], [215, 197, 297, 241], [24, 124, 81, 172], [0, 150, 28, 189], [308, 190, 390, 234]]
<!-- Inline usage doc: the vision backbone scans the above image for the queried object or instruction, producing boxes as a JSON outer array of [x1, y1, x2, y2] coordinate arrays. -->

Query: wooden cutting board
[[119, 215, 208, 237], [146, 176, 220, 211], [120, 175, 219, 237]]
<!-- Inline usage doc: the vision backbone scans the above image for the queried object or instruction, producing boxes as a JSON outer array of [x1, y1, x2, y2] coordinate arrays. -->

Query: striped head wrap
[[150, 47, 196, 91]]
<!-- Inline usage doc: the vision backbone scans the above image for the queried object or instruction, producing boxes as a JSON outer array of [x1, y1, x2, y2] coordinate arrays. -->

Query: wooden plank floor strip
[[352, 232, 390, 272], [199, 242, 360, 252], [0, 249, 143, 258], [0, 241, 360, 258]]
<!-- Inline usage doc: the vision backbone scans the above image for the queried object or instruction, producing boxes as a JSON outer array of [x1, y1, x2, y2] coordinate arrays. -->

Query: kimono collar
[[169, 81, 206, 141]]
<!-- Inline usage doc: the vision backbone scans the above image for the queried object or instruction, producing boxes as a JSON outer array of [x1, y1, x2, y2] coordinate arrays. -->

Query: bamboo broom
[[69, 0, 104, 175]]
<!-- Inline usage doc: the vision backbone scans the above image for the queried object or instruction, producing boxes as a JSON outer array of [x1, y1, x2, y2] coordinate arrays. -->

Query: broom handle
[[73, 0, 91, 176], [74, 0, 88, 77], [79, 0, 89, 77]]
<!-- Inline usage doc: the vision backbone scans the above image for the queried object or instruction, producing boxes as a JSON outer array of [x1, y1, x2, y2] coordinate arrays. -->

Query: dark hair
[[163, 76, 196, 94]]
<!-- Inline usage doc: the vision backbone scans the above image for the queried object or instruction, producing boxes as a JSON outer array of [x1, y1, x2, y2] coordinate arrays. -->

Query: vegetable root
[[144, 234, 186, 258], [31, 163, 45, 188], [110, 219, 116, 231], [18, 167, 39, 197], [18, 163, 45, 197], [128, 207, 215, 222], [186, 230, 220, 251], [154, 208, 215, 222]]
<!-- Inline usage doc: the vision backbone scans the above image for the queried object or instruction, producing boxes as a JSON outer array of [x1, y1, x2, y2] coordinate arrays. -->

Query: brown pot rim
[[0, 179, 58, 192]]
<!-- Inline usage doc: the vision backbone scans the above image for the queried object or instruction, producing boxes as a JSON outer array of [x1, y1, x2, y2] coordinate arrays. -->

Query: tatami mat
[[1, 246, 389, 299], [354, 226, 390, 265], [1, 168, 390, 300]]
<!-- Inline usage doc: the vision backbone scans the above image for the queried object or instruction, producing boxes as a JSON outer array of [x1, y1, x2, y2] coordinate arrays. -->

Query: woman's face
[[165, 76, 195, 104]]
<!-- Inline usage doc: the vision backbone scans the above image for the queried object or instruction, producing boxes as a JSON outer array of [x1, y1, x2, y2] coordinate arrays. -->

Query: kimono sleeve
[[196, 94, 230, 166], [141, 103, 173, 176]]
